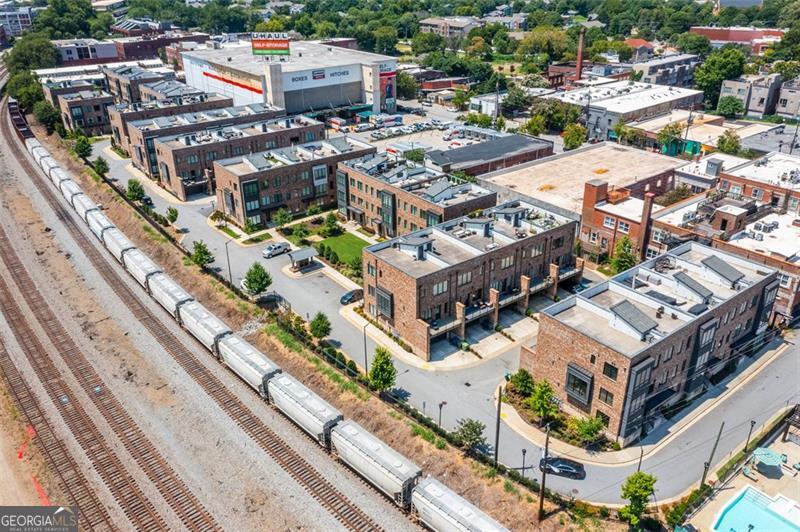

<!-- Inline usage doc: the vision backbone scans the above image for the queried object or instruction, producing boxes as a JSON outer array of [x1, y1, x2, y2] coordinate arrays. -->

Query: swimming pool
[[713, 486, 800, 532]]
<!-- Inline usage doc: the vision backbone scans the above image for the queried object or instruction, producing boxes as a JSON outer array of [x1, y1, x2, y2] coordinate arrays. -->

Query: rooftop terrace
[[215, 136, 372, 176], [366, 200, 572, 278], [155, 115, 321, 150], [545, 242, 775, 356]]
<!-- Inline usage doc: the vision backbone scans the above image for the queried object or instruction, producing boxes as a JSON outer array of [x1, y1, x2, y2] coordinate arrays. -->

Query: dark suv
[[539, 457, 586, 479]]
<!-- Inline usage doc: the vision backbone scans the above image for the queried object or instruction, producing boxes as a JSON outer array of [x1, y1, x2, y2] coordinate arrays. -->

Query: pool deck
[[690, 436, 800, 530]]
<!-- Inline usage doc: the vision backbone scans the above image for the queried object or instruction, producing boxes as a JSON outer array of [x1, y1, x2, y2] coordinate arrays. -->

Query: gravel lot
[[0, 139, 416, 530]]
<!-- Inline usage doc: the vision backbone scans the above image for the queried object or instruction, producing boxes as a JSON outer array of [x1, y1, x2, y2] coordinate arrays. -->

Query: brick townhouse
[[214, 137, 375, 227], [103, 64, 176, 103], [362, 201, 584, 359], [58, 90, 115, 136], [335, 153, 497, 238], [153, 115, 325, 201], [523, 242, 778, 445], [108, 93, 233, 154], [126, 102, 283, 179], [139, 80, 204, 102], [43, 79, 98, 107]]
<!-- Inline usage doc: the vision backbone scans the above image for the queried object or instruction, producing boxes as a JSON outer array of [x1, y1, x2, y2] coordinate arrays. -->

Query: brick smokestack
[[575, 27, 586, 82], [582, 179, 608, 220], [638, 192, 656, 261]]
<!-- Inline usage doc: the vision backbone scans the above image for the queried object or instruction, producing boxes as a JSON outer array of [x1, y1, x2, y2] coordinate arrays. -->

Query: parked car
[[141, 195, 154, 207], [412, 108, 426, 116], [539, 457, 586, 479], [422, 101, 433, 107], [339, 289, 363, 305], [262, 242, 290, 258]]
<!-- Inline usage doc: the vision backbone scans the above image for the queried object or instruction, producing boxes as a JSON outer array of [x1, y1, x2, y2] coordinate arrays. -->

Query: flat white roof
[[546, 80, 702, 114], [596, 197, 663, 222], [676, 153, 750, 179], [726, 152, 800, 190], [728, 211, 800, 263]]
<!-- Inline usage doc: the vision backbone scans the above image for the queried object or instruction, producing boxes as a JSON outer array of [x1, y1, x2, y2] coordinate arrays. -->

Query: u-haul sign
[[251, 32, 290, 56]]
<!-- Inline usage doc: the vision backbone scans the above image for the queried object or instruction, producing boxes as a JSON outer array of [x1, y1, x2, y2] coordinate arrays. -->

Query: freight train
[[8, 97, 508, 532]]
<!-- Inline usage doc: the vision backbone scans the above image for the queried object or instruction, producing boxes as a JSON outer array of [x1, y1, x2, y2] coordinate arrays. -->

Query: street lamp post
[[224, 239, 233, 286], [744, 420, 756, 454], [521, 448, 527, 479], [438, 401, 447, 428], [362, 322, 369, 375], [538, 424, 551, 521]]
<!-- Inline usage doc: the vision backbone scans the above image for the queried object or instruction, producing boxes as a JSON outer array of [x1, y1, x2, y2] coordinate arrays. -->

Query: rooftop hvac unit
[[754, 233, 764, 241], [754, 222, 763, 231]]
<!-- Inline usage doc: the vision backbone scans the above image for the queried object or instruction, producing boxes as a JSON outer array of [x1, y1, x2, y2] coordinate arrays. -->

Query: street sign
[[251, 32, 290, 56]]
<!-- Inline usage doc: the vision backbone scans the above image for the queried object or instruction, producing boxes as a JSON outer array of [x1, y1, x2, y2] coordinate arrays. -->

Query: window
[[633, 366, 650, 388], [699, 324, 716, 347], [376, 287, 393, 318], [531, 243, 544, 257], [312, 166, 326, 180], [663, 345, 674, 363], [618, 221, 630, 234], [596, 411, 610, 427], [553, 236, 564, 248], [598, 388, 614, 406], [752, 188, 763, 200], [565, 366, 592, 405], [602, 362, 618, 381], [603, 216, 615, 229], [500, 255, 514, 269], [645, 248, 659, 259], [314, 183, 328, 195], [652, 230, 666, 243], [186, 154, 199, 164], [779, 273, 792, 288], [432, 280, 448, 295], [206, 151, 217, 161], [589, 232, 598, 244], [367, 263, 376, 276], [457, 271, 472, 286]]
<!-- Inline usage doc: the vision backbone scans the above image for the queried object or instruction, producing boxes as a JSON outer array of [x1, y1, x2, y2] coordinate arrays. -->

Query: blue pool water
[[713, 487, 800, 532]]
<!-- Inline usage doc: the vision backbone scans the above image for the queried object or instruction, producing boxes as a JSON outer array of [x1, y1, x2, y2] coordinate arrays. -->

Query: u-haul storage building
[[182, 40, 397, 115]]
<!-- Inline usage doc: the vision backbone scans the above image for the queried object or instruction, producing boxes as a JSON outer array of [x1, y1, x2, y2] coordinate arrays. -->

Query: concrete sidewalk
[[499, 335, 793, 467]]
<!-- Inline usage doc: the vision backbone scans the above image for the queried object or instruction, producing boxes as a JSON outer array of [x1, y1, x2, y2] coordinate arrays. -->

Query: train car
[[31, 146, 50, 166], [331, 420, 421, 509], [59, 179, 83, 204], [40, 156, 58, 177], [176, 301, 232, 353], [85, 210, 114, 241], [102, 228, 136, 263], [24, 138, 42, 155], [72, 193, 99, 222], [267, 373, 343, 448], [217, 334, 281, 397], [50, 167, 70, 187], [412, 476, 510, 532], [122, 248, 161, 288], [147, 273, 193, 318]]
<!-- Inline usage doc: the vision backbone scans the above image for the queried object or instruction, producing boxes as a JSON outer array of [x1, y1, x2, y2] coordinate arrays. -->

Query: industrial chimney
[[575, 27, 586, 82]]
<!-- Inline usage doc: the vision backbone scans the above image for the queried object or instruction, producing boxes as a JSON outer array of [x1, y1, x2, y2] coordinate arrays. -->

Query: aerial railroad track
[[1, 97, 384, 532]]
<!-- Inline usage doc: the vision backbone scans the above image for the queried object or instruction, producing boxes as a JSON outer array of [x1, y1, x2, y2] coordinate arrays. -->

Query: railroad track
[[2, 101, 384, 532], [0, 267, 166, 531], [0, 105, 219, 532], [0, 340, 115, 531]]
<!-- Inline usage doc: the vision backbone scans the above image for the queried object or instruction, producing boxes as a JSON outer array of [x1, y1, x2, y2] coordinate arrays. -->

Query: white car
[[262, 242, 290, 258]]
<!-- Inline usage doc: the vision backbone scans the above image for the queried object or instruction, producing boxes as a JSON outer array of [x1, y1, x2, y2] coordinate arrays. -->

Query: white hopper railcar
[[31, 146, 49, 166], [50, 167, 70, 187], [40, 156, 59, 177], [331, 419, 422, 509], [176, 300, 231, 353], [86, 210, 114, 241], [25, 138, 42, 154], [412, 476, 510, 532], [59, 179, 83, 204], [122, 248, 161, 288], [102, 228, 136, 263], [267, 373, 342, 448], [147, 273, 193, 317], [72, 193, 99, 222], [217, 335, 281, 397]]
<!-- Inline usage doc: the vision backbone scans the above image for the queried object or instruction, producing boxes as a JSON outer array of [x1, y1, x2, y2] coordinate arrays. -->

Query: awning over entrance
[[288, 247, 318, 264], [347, 205, 364, 215]]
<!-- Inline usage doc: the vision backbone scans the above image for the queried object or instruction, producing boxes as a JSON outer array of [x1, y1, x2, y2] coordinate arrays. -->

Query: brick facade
[[59, 91, 114, 136], [104, 67, 174, 103]]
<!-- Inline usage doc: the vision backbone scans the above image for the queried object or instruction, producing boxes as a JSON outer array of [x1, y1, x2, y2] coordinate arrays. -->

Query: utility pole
[[438, 401, 447, 428], [224, 239, 233, 286], [744, 420, 756, 454], [637, 447, 644, 472], [538, 425, 551, 521], [701, 421, 725, 487], [362, 322, 369, 375], [494, 386, 503, 467], [521, 448, 527, 479], [492, 80, 500, 128]]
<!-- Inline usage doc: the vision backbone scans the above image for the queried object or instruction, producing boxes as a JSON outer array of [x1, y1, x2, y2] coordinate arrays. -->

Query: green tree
[[717, 129, 741, 155], [569, 415, 605, 444], [717, 96, 745, 118], [319, 212, 339, 237], [453, 418, 486, 453], [166, 206, 179, 224], [610, 236, 638, 273], [74, 136, 93, 159], [694, 47, 746, 106], [464, 112, 493, 128], [411, 32, 445, 55], [526, 381, 559, 426], [405, 148, 425, 163], [771, 60, 800, 82], [510, 369, 535, 397], [656, 122, 684, 154], [314, 21, 336, 38], [501, 86, 533, 116], [7, 71, 45, 112], [373, 26, 398, 55], [243, 262, 272, 295], [396, 71, 419, 100], [369, 346, 396, 391], [451, 91, 470, 111], [254, 17, 287, 32], [4, 33, 59, 75], [93, 156, 109, 178], [126, 179, 145, 201], [272, 208, 292, 228], [306, 204, 321, 217], [674, 32, 712, 57], [562, 123, 587, 151], [309, 311, 332, 341], [656, 184, 693, 206], [520, 115, 546, 136], [191, 240, 215, 267], [292, 223, 310, 241], [619, 472, 657, 527], [33, 100, 61, 134]]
